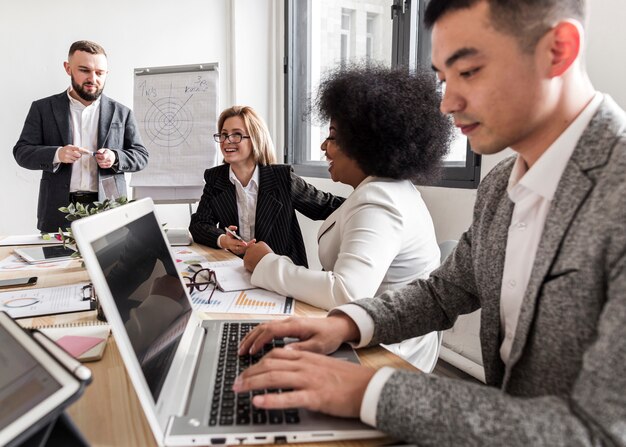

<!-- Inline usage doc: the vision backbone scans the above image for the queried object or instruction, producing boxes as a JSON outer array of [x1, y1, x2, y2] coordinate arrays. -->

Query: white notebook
[[198, 259, 255, 292]]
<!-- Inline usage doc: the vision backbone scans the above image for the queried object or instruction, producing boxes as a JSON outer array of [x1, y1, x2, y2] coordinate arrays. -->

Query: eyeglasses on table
[[183, 267, 218, 304]]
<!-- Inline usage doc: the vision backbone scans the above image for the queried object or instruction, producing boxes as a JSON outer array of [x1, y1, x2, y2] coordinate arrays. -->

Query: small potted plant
[[49, 196, 132, 258], [50, 196, 132, 321]]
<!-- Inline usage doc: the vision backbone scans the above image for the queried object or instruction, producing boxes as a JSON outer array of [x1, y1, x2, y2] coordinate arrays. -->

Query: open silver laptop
[[72, 198, 382, 446]]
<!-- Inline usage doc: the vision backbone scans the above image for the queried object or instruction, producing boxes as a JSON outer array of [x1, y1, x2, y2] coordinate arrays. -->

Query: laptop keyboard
[[209, 322, 300, 427]]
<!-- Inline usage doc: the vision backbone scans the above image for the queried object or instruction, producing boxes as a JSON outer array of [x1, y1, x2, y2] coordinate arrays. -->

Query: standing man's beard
[[71, 75, 104, 101]]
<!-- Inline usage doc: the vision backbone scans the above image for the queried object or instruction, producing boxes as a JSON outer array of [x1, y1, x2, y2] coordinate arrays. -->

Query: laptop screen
[[91, 211, 192, 400]]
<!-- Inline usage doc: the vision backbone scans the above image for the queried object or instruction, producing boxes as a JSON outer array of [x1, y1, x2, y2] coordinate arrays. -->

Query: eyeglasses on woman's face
[[213, 132, 251, 144]]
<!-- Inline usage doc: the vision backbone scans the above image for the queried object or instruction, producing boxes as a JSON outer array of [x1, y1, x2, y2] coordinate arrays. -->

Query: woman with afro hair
[[243, 64, 452, 371]]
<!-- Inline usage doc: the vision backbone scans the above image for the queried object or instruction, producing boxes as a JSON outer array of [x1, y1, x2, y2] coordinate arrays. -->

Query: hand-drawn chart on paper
[[143, 86, 195, 149], [131, 64, 219, 199]]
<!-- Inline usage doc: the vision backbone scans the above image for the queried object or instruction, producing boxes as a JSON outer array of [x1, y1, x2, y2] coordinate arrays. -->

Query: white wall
[[1, 1, 624, 267], [0, 0, 276, 235]]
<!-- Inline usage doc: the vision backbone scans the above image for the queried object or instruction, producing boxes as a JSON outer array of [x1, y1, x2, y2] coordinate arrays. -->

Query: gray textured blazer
[[189, 164, 344, 267], [13, 91, 149, 232], [354, 96, 626, 446]]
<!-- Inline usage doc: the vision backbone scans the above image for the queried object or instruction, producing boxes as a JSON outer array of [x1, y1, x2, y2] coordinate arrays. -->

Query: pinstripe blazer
[[13, 91, 148, 232], [189, 164, 344, 267], [353, 96, 626, 445]]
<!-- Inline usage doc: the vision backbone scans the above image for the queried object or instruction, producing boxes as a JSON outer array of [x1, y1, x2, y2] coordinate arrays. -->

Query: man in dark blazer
[[14, 40, 148, 232], [233, 1, 626, 445]]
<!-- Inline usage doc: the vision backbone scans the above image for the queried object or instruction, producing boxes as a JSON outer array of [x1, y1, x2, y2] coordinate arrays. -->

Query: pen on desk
[[31, 331, 93, 382]]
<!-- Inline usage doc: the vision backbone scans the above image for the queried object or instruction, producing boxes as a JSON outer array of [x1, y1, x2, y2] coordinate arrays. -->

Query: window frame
[[414, 0, 481, 188], [284, 0, 481, 188]]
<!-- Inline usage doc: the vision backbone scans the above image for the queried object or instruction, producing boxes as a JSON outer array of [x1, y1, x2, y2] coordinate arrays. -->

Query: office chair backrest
[[438, 240, 458, 264]]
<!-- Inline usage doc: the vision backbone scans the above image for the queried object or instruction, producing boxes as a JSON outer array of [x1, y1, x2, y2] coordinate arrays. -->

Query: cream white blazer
[[251, 176, 441, 371]]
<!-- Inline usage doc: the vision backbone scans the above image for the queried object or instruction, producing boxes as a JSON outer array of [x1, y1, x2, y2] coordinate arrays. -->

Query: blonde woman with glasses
[[190, 106, 343, 267]]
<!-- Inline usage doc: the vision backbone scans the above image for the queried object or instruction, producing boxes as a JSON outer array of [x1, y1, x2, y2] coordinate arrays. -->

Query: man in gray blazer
[[233, 1, 625, 445], [14, 40, 148, 232]]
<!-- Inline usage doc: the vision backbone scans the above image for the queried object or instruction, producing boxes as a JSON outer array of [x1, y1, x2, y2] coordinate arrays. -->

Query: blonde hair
[[217, 106, 277, 165]]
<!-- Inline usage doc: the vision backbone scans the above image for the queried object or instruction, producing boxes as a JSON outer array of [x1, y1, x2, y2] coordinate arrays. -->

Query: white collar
[[508, 92, 603, 201], [229, 164, 259, 189], [66, 87, 101, 109]]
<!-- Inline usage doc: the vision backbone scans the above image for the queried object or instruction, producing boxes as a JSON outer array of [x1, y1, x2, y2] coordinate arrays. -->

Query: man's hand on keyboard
[[233, 348, 375, 418], [238, 315, 360, 356]]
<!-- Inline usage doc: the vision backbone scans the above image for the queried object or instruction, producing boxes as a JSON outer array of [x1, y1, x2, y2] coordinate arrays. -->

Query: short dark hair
[[424, 0, 587, 52], [314, 63, 452, 183], [68, 40, 107, 58]]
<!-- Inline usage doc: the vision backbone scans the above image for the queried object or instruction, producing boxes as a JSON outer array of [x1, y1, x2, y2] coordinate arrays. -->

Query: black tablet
[[0, 312, 86, 446]]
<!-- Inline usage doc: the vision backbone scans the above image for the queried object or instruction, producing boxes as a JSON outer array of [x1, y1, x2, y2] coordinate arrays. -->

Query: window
[[285, 0, 481, 188], [366, 13, 377, 61], [340, 9, 353, 63]]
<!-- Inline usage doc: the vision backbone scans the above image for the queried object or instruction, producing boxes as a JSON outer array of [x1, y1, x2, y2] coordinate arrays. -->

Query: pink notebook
[[56, 335, 105, 357], [38, 323, 110, 362]]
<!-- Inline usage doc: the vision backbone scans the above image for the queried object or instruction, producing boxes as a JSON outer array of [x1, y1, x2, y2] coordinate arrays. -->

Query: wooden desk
[[0, 244, 416, 446]]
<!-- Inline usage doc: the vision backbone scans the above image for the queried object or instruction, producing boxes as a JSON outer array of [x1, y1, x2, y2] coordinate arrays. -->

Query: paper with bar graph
[[190, 288, 294, 315]]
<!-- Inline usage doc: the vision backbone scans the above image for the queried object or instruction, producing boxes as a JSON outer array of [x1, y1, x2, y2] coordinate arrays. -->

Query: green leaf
[[56, 195, 131, 260]]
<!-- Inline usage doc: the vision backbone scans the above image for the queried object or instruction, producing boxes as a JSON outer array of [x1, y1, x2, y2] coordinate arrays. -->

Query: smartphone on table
[[0, 277, 38, 289]]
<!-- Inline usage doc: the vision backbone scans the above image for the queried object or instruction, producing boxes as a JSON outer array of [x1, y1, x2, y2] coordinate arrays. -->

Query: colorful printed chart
[[171, 247, 207, 269], [191, 288, 293, 315]]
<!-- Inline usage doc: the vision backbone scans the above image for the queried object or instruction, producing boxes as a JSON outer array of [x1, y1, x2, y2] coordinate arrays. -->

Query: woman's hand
[[221, 225, 254, 255], [243, 241, 273, 271]]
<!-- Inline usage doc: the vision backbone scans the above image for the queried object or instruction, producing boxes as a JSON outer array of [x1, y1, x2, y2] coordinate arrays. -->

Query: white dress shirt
[[498, 92, 602, 363], [336, 92, 603, 427], [230, 165, 259, 242], [53, 88, 100, 192]]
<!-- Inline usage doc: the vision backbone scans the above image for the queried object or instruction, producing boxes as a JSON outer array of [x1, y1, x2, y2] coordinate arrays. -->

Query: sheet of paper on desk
[[0, 234, 63, 246], [0, 282, 92, 319], [191, 288, 294, 315], [171, 246, 208, 269], [0, 254, 74, 272], [199, 259, 254, 292]]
